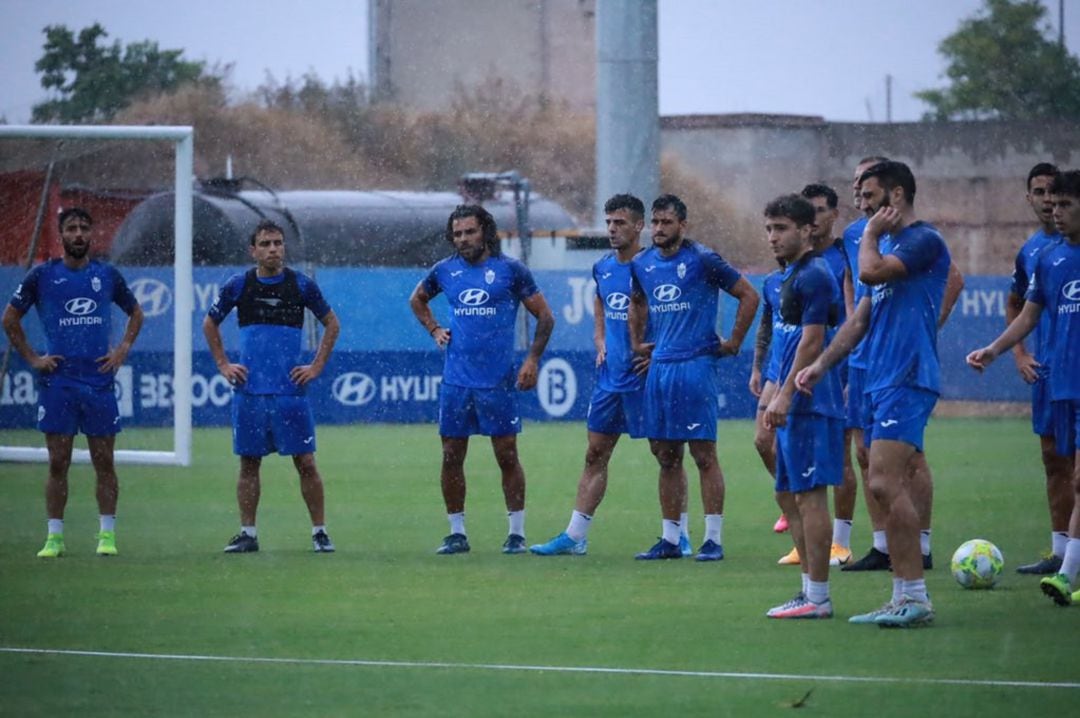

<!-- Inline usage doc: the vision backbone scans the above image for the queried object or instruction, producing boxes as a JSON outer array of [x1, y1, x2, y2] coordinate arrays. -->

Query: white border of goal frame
[[0, 125, 193, 467]]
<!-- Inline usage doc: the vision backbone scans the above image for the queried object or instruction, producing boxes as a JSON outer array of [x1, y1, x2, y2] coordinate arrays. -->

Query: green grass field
[[1, 418, 1077, 716]]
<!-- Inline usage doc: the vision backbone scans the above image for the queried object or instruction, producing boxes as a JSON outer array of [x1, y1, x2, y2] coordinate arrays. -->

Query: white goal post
[[0, 124, 193, 466]]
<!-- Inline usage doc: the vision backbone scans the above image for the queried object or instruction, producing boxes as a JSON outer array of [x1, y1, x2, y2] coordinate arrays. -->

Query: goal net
[[0, 125, 193, 466]]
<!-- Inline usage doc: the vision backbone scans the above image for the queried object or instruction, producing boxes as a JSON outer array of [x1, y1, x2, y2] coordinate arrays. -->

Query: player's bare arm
[[290, 310, 340, 386], [2, 304, 63, 372], [97, 304, 144, 373], [409, 282, 450, 348], [766, 323, 824, 430], [593, 294, 606, 366], [1005, 289, 1040, 383], [628, 290, 652, 375], [517, 292, 555, 390], [795, 296, 871, 393], [718, 277, 760, 356], [842, 266, 855, 318], [938, 261, 965, 329], [749, 305, 772, 398], [202, 314, 248, 385], [966, 300, 1043, 372], [858, 208, 908, 285]]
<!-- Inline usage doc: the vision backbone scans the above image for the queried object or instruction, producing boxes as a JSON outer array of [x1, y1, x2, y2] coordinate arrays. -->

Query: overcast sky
[[1, 0, 1077, 124]]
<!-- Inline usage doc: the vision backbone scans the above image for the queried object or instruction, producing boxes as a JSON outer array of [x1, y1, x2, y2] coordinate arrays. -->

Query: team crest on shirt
[[91, 276, 101, 292], [485, 269, 495, 285], [677, 262, 686, 279]]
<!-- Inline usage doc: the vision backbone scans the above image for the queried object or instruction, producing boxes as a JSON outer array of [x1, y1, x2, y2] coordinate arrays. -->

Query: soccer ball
[[950, 539, 1004, 589]]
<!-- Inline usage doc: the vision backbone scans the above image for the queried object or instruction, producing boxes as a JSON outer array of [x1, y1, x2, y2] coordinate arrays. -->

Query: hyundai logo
[[130, 278, 173, 317], [332, 372, 376, 406], [64, 297, 98, 315], [606, 292, 630, 311], [458, 288, 490, 306], [653, 284, 682, 302], [1063, 280, 1080, 302]]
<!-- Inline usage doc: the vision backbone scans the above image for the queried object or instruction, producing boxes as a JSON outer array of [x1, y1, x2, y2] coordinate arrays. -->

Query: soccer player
[[409, 204, 555, 555], [797, 161, 950, 627], [204, 220, 340, 554], [3, 207, 144, 558], [761, 195, 844, 618], [967, 169, 1080, 607], [1007, 163, 1073, 575], [629, 194, 759, 561], [530, 194, 691, 556], [748, 260, 784, 532]]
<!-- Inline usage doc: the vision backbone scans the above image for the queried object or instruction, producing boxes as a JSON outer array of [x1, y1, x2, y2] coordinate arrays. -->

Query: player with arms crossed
[[204, 220, 340, 554], [410, 205, 555, 555], [797, 161, 950, 627], [629, 194, 759, 561], [3, 207, 143, 558], [761, 194, 845, 618], [967, 169, 1080, 606]]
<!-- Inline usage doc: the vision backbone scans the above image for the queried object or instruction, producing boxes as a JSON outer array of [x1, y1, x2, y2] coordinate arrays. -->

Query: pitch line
[[2, 646, 1078, 691]]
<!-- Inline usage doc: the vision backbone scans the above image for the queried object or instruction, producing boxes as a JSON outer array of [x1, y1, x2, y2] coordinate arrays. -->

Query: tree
[[916, 0, 1080, 121], [32, 23, 219, 123]]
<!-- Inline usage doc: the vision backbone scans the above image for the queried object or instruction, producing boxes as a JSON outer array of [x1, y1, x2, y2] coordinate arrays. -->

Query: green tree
[[32, 23, 218, 123], [916, 0, 1080, 120]]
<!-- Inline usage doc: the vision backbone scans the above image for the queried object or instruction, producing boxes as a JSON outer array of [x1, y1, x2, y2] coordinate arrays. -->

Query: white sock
[[801, 572, 809, 595], [1061, 538, 1080, 584], [832, 519, 852, 548], [47, 518, 64, 535], [873, 530, 888, 554], [1052, 531, 1069, 558], [99, 515, 116, 532], [448, 512, 466, 536], [806, 579, 830, 604], [920, 529, 931, 556], [679, 512, 690, 540], [508, 510, 525, 537], [566, 511, 592, 542], [891, 578, 904, 605], [311, 525, 326, 536], [662, 519, 681, 545], [704, 514, 724, 544], [241, 525, 257, 538], [903, 578, 929, 603]]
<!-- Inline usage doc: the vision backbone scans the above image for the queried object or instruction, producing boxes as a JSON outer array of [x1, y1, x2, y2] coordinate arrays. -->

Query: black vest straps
[[236, 268, 305, 328], [779, 254, 839, 328]]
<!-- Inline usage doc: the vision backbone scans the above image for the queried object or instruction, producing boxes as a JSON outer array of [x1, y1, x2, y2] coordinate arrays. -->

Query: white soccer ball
[[950, 539, 1004, 589]]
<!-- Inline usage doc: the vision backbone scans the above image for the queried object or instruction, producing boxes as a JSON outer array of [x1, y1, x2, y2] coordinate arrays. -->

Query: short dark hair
[[800, 183, 838, 209], [857, 155, 889, 167], [250, 219, 286, 246], [447, 204, 500, 255], [652, 194, 687, 221], [860, 160, 917, 204], [604, 193, 645, 219], [1027, 162, 1059, 190], [58, 207, 92, 229], [1050, 169, 1080, 199], [764, 194, 816, 227]]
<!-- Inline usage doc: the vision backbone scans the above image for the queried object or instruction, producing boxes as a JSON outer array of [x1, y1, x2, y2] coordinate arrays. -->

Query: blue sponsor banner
[[0, 266, 1030, 430]]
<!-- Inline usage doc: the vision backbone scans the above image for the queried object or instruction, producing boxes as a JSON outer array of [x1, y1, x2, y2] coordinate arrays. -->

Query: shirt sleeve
[[1009, 245, 1028, 297], [206, 273, 244, 324], [630, 262, 646, 299], [1025, 255, 1049, 307], [511, 261, 540, 300], [298, 274, 332, 320], [110, 267, 139, 315], [797, 268, 834, 326], [702, 250, 742, 291], [592, 262, 602, 299], [892, 228, 944, 275], [8, 266, 41, 313], [421, 266, 442, 298]]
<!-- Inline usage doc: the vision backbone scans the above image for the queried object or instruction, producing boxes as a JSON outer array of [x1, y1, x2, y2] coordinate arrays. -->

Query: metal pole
[[886, 74, 893, 123]]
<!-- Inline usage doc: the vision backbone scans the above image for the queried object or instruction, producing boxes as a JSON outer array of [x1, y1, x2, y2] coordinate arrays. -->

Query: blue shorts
[[439, 382, 520, 438], [1052, 400, 1079, 458], [37, 382, 120, 437], [864, 386, 938, 452], [775, 414, 843, 493], [1031, 377, 1054, 437], [232, 392, 316, 457], [845, 366, 869, 431], [587, 386, 645, 438], [644, 355, 718, 442]]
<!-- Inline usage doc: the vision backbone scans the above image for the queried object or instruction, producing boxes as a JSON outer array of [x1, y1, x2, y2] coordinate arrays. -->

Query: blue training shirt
[[1026, 240, 1080, 401], [207, 270, 332, 396], [842, 216, 870, 368], [593, 251, 645, 393], [8, 258, 138, 389], [629, 240, 742, 363], [864, 221, 951, 395], [819, 241, 849, 326], [760, 269, 783, 384], [1011, 228, 1061, 373], [422, 252, 539, 389], [774, 255, 845, 418]]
